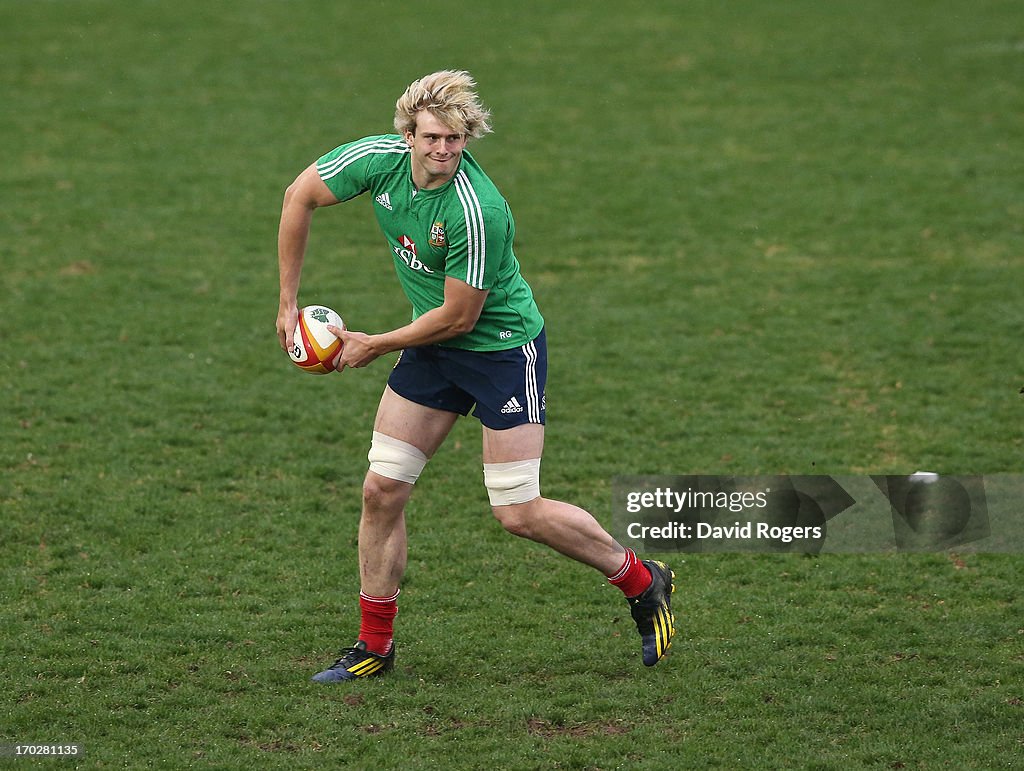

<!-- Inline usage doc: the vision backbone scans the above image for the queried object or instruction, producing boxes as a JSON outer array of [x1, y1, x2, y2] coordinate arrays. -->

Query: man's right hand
[[276, 303, 299, 353]]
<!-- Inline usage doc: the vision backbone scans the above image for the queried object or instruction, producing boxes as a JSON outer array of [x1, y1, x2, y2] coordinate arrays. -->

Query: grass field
[[3, 0, 1022, 768]]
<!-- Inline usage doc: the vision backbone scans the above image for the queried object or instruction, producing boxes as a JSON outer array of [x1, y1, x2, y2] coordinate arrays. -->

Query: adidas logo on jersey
[[375, 192, 393, 210], [501, 396, 525, 414]]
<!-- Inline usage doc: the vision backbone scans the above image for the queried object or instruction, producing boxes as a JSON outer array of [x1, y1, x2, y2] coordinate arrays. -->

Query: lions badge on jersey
[[429, 221, 447, 249]]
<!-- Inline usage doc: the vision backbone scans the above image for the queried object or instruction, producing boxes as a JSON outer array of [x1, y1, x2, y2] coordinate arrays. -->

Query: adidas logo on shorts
[[500, 396, 525, 414]]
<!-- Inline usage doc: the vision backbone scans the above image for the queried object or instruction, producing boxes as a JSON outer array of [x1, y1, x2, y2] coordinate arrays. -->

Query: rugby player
[[276, 70, 675, 681]]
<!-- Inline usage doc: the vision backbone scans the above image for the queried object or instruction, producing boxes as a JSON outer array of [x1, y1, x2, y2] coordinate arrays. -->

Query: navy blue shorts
[[387, 329, 547, 430]]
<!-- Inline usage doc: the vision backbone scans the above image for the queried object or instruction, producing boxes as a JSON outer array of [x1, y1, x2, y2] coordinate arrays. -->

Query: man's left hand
[[330, 327, 379, 371]]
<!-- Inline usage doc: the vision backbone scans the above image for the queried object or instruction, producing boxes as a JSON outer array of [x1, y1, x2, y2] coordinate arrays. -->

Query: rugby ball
[[288, 305, 344, 374]]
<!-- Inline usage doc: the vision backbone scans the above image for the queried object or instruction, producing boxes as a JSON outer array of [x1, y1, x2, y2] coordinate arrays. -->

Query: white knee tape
[[368, 431, 428, 485], [483, 459, 542, 506]]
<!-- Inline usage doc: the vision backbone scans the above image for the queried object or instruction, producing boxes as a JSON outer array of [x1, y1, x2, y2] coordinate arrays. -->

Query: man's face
[[404, 111, 468, 189]]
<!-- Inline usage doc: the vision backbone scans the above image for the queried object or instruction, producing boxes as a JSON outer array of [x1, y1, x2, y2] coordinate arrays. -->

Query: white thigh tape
[[367, 431, 428, 484], [483, 458, 542, 506]]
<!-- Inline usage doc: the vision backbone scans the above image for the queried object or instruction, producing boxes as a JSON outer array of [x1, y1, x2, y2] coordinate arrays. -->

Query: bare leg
[[359, 387, 459, 596], [482, 423, 625, 575], [358, 471, 413, 597]]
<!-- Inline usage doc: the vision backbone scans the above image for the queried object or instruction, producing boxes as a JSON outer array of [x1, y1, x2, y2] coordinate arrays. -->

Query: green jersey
[[316, 135, 545, 351]]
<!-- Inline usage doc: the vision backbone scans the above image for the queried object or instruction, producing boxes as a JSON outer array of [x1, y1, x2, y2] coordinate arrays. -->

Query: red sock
[[358, 589, 399, 655], [607, 549, 652, 598]]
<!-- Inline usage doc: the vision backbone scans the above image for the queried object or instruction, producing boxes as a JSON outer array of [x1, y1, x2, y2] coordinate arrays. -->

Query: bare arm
[[332, 276, 488, 370], [276, 164, 340, 350]]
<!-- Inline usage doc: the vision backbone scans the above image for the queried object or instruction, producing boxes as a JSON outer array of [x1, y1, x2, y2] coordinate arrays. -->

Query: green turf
[[3, 0, 1022, 768]]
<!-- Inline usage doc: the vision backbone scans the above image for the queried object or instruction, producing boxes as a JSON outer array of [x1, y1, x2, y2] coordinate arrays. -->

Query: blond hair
[[394, 70, 493, 139]]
